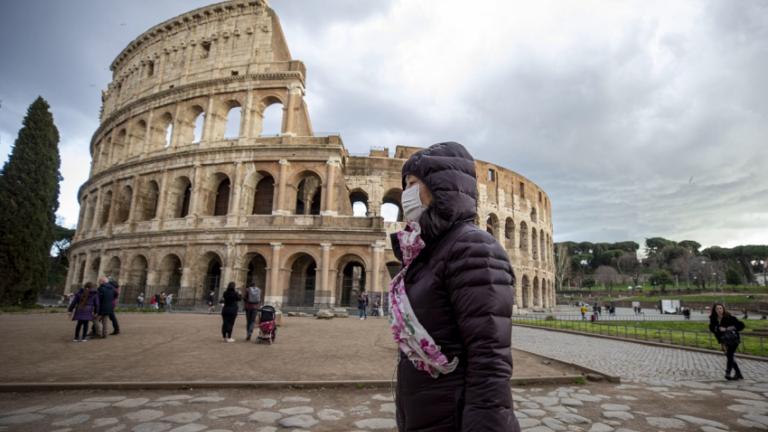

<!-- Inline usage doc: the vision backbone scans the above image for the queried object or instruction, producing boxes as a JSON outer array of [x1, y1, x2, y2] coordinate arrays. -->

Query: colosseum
[[65, 0, 556, 312]]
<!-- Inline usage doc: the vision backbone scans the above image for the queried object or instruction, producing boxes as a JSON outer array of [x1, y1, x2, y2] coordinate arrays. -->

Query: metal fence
[[512, 315, 767, 357]]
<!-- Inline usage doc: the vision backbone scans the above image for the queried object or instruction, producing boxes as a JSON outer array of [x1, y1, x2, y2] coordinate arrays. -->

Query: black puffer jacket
[[394, 142, 519, 431]]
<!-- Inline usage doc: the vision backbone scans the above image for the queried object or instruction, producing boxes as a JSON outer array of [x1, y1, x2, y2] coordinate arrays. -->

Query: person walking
[[166, 293, 174, 312], [68, 282, 100, 342], [159, 292, 167, 311], [207, 290, 216, 313], [137, 292, 145, 308], [709, 303, 746, 380], [357, 291, 369, 320], [244, 285, 262, 341], [220, 282, 241, 342], [390, 142, 520, 431], [97, 276, 121, 336]]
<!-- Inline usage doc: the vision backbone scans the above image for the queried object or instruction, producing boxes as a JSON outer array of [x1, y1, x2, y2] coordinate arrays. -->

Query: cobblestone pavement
[[2, 380, 768, 432], [512, 326, 768, 382]]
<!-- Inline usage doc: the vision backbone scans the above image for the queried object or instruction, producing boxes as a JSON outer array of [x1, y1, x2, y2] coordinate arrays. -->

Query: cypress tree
[[0, 97, 61, 306]]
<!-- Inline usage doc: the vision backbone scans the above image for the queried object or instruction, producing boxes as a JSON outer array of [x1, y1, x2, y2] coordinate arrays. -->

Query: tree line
[[555, 237, 768, 293]]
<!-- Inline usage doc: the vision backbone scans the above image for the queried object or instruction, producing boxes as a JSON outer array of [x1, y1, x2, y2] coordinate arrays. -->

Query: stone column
[[282, 84, 302, 136], [242, 90, 254, 139], [203, 97, 216, 143], [171, 103, 184, 149], [155, 170, 170, 229], [222, 243, 237, 287], [127, 176, 141, 225], [66, 254, 79, 293], [372, 241, 385, 298], [180, 266, 194, 304], [228, 162, 243, 226], [274, 159, 290, 215], [90, 189, 104, 236], [142, 110, 154, 156], [188, 163, 203, 219], [318, 242, 333, 307], [321, 158, 340, 216], [267, 243, 283, 307]]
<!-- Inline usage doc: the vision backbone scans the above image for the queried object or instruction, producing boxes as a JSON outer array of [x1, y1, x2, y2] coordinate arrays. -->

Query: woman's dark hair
[[79, 282, 94, 307], [709, 303, 730, 320], [225, 282, 236, 292]]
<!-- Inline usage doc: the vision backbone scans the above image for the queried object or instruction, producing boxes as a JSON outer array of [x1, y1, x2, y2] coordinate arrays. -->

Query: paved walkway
[[512, 326, 768, 382]]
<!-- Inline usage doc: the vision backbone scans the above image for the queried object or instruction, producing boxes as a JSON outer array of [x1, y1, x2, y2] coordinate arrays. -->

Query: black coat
[[97, 281, 119, 315], [394, 142, 519, 432], [709, 314, 745, 343], [220, 289, 241, 316]]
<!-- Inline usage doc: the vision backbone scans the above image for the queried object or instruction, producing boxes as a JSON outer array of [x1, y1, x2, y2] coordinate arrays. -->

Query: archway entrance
[[202, 253, 222, 300], [246, 254, 268, 290], [287, 254, 316, 307], [338, 258, 366, 307]]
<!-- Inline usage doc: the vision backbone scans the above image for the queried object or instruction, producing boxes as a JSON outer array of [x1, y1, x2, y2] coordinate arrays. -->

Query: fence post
[[682, 331, 685, 347]]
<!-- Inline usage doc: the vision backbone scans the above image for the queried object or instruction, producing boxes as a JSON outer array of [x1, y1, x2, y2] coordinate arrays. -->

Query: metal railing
[[512, 315, 767, 357]]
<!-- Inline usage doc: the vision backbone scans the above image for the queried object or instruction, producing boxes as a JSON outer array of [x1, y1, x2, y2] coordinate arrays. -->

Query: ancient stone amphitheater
[[65, 0, 555, 311]]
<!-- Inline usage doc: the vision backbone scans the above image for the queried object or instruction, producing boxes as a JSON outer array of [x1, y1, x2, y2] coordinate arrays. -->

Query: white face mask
[[402, 183, 427, 222]]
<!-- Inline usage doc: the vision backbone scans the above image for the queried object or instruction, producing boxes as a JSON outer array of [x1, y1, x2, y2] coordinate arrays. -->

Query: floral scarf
[[389, 222, 459, 378]]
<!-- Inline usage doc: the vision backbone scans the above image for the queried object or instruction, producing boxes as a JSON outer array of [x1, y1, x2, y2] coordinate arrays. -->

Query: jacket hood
[[401, 141, 477, 243]]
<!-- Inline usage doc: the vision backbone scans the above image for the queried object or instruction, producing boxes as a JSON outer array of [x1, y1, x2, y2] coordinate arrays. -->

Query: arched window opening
[[519, 221, 529, 254], [77, 260, 86, 286], [295, 174, 322, 215], [159, 254, 183, 297], [113, 129, 127, 164], [126, 255, 148, 302], [486, 214, 499, 237], [204, 255, 222, 300], [116, 185, 132, 224], [261, 102, 283, 136], [252, 175, 274, 215], [246, 254, 267, 290], [224, 105, 242, 139], [167, 177, 192, 219], [505, 218, 515, 249], [340, 261, 366, 307], [288, 254, 316, 307], [540, 229, 546, 264], [160, 112, 174, 148], [130, 120, 147, 157], [193, 110, 205, 143], [382, 189, 403, 222], [100, 190, 113, 227], [533, 277, 541, 307], [532, 228, 539, 260], [530, 207, 538, 223], [350, 190, 369, 217], [105, 257, 121, 283], [180, 184, 191, 218], [140, 181, 160, 221], [213, 178, 231, 216]]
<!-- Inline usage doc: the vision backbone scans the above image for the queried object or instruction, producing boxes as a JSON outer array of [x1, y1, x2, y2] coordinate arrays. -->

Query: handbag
[[721, 329, 740, 347]]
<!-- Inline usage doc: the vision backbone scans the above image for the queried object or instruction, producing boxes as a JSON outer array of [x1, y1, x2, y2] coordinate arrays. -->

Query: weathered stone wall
[[67, 0, 555, 311]]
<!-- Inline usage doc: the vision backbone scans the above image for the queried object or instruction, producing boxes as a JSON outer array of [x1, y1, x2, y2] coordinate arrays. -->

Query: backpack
[[722, 329, 740, 347], [247, 286, 261, 304]]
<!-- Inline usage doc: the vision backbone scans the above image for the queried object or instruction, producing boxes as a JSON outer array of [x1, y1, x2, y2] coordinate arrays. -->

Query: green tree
[[649, 269, 674, 292], [0, 97, 61, 306], [46, 223, 76, 297]]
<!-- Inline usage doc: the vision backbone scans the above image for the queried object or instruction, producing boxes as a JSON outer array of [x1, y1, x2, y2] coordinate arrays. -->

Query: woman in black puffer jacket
[[708, 303, 746, 380], [391, 142, 520, 431]]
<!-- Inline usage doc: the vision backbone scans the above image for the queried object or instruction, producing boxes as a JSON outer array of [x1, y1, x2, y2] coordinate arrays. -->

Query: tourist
[[390, 142, 520, 431], [580, 304, 588, 320], [357, 291, 369, 320], [708, 303, 746, 380], [166, 293, 174, 312], [220, 282, 241, 342], [207, 290, 216, 313], [159, 292, 167, 311], [97, 276, 121, 336], [137, 292, 145, 308], [150, 294, 158, 310], [244, 284, 262, 341], [68, 282, 100, 342]]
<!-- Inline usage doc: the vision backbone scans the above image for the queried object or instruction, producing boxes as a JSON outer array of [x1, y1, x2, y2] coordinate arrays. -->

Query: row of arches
[[485, 214, 554, 264], [72, 249, 391, 310], [518, 275, 555, 309], [93, 96, 285, 172]]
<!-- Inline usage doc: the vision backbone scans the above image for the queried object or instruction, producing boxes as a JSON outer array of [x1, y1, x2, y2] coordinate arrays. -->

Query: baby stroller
[[256, 305, 277, 344]]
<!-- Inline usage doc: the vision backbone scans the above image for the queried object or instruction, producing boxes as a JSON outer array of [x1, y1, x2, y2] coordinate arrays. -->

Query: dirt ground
[[0, 312, 579, 383]]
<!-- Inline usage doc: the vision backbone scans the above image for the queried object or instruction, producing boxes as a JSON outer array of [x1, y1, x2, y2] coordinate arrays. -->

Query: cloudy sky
[[1, 0, 766, 249]]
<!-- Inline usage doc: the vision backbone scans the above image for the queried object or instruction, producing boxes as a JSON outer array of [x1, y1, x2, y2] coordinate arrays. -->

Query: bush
[[545, 315, 556, 321]]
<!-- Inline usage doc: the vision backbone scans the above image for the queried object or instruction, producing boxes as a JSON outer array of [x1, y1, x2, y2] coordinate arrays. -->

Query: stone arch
[[504, 217, 515, 249], [199, 251, 224, 300], [128, 119, 147, 156], [286, 252, 317, 307], [115, 185, 133, 224], [259, 96, 284, 136], [104, 256, 121, 282], [223, 100, 243, 140], [294, 171, 322, 215], [178, 104, 205, 145], [166, 176, 192, 219], [126, 254, 148, 298], [245, 253, 268, 292], [530, 206, 538, 224], [77, 259, 87, 286], [84, 195, 97, 231], [382, 188, 403, 222], [87, 256, 101, 284], [519, 221, 529, 254], [207, 173, 231, 216], [138, 180, 160, 221], [486, 213, 499, 237], [336, 254, 366, 307], [241, 170, 276, 215], [112, 128, 127, 165], [532, 228, 539, 261], [93, 141, 103, 171], [100, 189, 113, 227], [158, 254, 183, 297], [533, 276, 541, 307], [540, 229, 546, 264], [349, 189, 369, 217], [521, 275, 531, 308], [150, 111, 174, 150]]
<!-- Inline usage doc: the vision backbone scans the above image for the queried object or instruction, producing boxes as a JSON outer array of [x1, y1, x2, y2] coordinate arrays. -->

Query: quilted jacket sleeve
[[446, 228, 518, 431]]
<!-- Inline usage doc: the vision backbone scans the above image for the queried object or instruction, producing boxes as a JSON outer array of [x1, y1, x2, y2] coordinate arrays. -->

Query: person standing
[[166, 293, 174, 312], [68, 282, 100, 342], [97, 276, 120, 336], [137, 292, 145, 309], [207, 290, 216, 313], [357, 291, 368, 320], [244, 285, 262, 341], [390, 142, 519, 431], [220, 282, 241, 342], [709, 303, 746, 380]]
